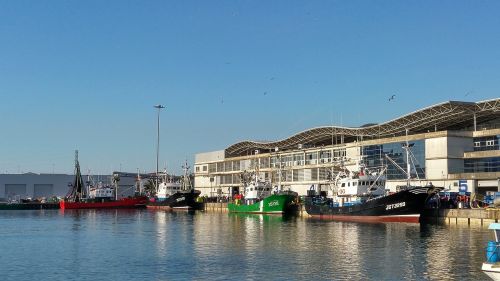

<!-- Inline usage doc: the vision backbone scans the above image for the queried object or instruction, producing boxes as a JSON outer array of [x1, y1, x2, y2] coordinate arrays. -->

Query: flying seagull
[[388, 94, 396, 101]]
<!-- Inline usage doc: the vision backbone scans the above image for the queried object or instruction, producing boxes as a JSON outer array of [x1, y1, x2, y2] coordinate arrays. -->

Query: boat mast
[[405, 128, 411, 187], [73, 150, 85, 202], [136, 168, 142, 195], [275, 147, 282, 193], [254, 151, 260, 197], [113, 173, 120, 200], [86, 169, 92, 200], [182, 160, 191, 191], [278, 156, 282, 192]]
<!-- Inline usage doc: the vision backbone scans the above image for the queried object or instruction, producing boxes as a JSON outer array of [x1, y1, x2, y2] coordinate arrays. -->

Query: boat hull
[[305, 187, 434, 223], [0, 203, 60, 210], [60, 196, 148, 209], [146, 190, 203, 211], [228, 194, 297, 214]]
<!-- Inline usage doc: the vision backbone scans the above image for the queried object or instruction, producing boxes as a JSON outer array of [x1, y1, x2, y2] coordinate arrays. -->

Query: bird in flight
[[388, 94, 396, 101]]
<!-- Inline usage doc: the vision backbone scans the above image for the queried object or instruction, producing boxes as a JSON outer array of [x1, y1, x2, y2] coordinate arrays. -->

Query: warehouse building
[[0, 172, 140, 201]]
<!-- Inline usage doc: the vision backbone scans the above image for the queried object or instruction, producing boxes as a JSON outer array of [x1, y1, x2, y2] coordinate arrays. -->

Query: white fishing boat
[[147, 161, 202, 210]]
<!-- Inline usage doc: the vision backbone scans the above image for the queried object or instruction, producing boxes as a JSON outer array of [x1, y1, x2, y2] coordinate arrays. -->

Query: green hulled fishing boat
[[228, 193, 296, 214], [227, 171, 297, 214]]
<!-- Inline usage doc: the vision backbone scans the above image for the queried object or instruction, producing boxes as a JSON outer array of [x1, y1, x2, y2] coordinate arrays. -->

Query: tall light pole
[[154, 104, 165, 191]]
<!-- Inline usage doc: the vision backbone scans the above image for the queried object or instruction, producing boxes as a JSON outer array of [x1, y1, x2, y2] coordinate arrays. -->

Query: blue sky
[[0, 1, 499, 175]]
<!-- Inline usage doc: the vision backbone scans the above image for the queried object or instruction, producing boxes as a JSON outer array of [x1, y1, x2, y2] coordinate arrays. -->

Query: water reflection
[[154, 210, 168, 255], [0, 210, 492, 281]]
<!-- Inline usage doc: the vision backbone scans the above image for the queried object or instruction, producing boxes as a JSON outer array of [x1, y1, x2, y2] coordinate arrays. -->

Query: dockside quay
[[194, 99, 500, 198]]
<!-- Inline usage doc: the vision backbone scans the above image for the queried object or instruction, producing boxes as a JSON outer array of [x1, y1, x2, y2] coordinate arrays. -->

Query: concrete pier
[[422, 208, 500, 226], [204, 202, 228, 212]]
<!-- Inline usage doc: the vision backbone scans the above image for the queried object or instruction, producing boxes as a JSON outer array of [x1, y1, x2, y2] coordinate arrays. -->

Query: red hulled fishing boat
[[60, 151, 147, 210]]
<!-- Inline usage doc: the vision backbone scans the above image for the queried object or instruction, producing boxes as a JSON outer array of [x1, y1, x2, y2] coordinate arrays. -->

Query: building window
[[233, 161, 240, 171], [464, 157, 500, 173], [362, 140, 425, 180], [203, 166, 207, 172], [195, 166, 200, 172], [319, 168, 329, 180], [208, 163, 216, 173], [473, 135, 499, 151], [305, 152, 318, 165], [216, 162, 224, 172], [311, 168, 318, 181]]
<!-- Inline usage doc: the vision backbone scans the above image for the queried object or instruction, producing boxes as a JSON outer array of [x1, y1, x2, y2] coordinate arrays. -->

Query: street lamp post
[[154, 104, 165, 192]]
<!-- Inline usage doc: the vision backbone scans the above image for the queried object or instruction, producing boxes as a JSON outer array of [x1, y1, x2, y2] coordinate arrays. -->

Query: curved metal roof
[[226, 99, 500, 157]]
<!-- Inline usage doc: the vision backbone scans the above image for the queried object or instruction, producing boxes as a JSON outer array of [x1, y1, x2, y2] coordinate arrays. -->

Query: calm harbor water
[[0, 209, 492, 281]]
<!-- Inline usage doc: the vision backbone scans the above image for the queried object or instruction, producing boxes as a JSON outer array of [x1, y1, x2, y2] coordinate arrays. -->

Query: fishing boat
[[305, 141, 441, 223], [483, 223, 500, 280], [227, 168, 297, 214], [146, 162, 203, 211], [60, 151, 148, 210]]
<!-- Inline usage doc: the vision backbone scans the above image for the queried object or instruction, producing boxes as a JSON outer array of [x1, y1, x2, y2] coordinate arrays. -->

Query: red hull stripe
[[307, 214, 420, 223]]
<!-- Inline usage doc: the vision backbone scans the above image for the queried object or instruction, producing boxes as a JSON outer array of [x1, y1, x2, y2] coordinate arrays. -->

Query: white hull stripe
[[382, 214, 420, 217], [409, 189, 428, 194]]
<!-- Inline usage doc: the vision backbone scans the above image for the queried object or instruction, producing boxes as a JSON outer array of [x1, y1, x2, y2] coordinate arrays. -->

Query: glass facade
[[362, 140, 425, 180], [464, 157, 500, 173], [473, 135, 500, 151]]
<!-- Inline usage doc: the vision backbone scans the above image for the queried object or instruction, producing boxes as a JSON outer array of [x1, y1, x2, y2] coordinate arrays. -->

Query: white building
[[194, 99, 500, 197]]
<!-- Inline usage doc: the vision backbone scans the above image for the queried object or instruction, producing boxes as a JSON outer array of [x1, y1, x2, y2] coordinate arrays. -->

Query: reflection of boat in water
[[482, 223, 500, 280], [0, 199, 59, 210], [228, 212, 295, 223], [147, 162, 203, 211], [305, 141, 441, 223], [227, 170, 297, 214], [60, 151, 148, 210]]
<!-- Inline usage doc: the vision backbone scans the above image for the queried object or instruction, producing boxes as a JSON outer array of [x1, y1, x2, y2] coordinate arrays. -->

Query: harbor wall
[[422, 208, 500, 226], [204, 202, 229, 212]]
